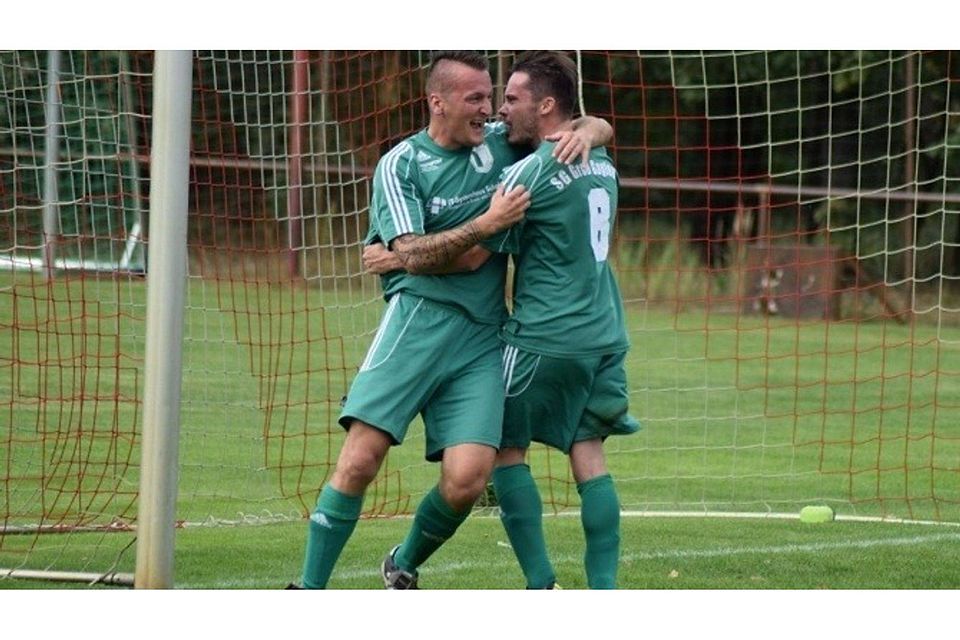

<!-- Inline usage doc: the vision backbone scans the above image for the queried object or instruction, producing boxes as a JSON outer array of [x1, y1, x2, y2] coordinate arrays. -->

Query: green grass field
[[4, 515, 960, 589], [2, 271, 960, 589]]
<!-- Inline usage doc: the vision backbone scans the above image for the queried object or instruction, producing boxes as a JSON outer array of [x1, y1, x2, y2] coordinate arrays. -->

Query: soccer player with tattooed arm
[[292, 50, 612, 589]]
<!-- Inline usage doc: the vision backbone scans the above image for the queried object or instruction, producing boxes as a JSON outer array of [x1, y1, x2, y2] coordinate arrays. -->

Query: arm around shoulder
[[572, 115, 613, 147]]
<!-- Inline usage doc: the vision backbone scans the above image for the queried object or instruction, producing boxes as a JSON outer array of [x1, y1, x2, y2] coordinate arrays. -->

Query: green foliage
[[579, 51, 960, 280]]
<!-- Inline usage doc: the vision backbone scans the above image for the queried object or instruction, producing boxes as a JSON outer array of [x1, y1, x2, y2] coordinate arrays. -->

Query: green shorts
[[501, 346, 640, 454], [340, 293, 504, 461]]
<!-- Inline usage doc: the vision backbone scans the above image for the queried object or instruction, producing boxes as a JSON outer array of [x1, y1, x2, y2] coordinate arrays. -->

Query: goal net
[[1, 50, 958, 582]]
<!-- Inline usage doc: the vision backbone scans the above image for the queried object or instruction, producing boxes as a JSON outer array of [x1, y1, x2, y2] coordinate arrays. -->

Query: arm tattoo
[[392, 221, 485, 274]]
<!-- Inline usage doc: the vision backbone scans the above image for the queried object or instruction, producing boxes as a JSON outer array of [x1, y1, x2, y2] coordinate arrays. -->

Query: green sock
[[492, 464, 556, 589], [577, 474, 620, 589], [394, 485, 469, 572], [301, 484, 363, 589]]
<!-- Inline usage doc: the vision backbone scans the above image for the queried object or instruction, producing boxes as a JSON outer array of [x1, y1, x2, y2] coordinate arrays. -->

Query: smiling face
[[498, 71, 541, 147], [427, 62, 493, 149]]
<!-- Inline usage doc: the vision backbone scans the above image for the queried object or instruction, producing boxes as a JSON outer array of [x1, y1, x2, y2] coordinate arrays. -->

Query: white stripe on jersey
[[501, 154, 542, 194], [381, 142, 414, 236]]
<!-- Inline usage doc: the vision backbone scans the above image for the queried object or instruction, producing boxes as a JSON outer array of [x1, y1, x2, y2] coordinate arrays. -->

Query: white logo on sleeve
[[430, 197, 447, 216], [470, 144, 494, 174], [416, 149, 443, 172]]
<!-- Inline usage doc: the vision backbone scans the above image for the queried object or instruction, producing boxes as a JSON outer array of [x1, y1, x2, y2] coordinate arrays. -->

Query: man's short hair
[[511, 51, 579, 119], [426, 51, 489, 95]]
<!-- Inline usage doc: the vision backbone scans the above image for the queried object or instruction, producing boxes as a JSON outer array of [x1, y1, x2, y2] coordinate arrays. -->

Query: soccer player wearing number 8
[[491, 51, 640, 589]]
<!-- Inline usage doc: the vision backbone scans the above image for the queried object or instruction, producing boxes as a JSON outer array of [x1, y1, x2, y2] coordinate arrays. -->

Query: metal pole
[[134, 50, 193, 590], [495, 50, 507, 108], [903, 51, 917, 310], [41, 50, 62, 281], [286, 50, 308, 279], [0, 568, 135, 586], [120, 51, 146, 272], [5, 147, 960, 205]]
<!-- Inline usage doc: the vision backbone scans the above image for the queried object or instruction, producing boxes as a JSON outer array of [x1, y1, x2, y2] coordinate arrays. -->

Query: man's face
[[434, 64, 493, 148], [499, 71, 540, 146]]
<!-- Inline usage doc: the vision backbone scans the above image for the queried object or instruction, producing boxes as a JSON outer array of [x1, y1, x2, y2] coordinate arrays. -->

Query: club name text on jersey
[[549, 159, 617, 191]]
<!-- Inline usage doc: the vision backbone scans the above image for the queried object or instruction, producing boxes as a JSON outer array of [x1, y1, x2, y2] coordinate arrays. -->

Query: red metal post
[[287, 50, 309, 279]]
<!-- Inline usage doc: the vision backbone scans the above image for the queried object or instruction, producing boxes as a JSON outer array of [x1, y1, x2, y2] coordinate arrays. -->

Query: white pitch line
[[180, 511, 960, 529], [179, 530, 960, 589], [619, 531, 960, 562]]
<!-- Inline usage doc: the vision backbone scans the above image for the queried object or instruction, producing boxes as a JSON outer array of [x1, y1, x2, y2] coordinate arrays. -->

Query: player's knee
[[440, 467, 490, 511], [331, 422, 390, 490], [442, 486, 482, 512], [333, 448, 382, 490]]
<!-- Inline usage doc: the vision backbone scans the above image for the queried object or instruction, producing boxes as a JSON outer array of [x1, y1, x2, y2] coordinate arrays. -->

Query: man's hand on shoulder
[[475, 184, 530, 237], [547, 115, 613, 165], [545, 128, 590, 165]]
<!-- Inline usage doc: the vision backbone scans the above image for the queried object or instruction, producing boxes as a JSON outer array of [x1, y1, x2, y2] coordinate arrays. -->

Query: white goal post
[[133, 50, 193, 590]]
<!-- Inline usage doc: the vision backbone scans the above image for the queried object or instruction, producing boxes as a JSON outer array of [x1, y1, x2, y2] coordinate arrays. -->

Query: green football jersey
[[367, 122, 523, 325], [495, 142, 629, 357]]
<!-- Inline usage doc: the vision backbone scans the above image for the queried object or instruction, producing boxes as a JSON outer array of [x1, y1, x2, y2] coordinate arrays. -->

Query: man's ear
[[538, 96, 556, 117], [428, 93, 444, 117]]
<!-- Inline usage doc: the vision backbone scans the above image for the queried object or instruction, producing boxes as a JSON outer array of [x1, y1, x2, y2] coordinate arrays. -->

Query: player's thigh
[[575, 350, 641, 443], [502, 347, 595, 453], [422, 330, 504, 461], [339, 294, 450, 444]]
